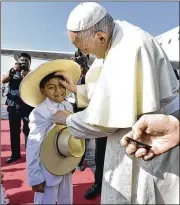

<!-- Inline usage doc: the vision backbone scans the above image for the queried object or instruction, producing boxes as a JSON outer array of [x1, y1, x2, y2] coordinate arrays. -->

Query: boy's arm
[[26, 109, 49, 187]]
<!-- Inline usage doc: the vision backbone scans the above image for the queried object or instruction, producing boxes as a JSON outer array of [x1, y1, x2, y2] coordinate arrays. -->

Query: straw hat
[[20, 59, 81, 107], [41, 124, 85, 176]]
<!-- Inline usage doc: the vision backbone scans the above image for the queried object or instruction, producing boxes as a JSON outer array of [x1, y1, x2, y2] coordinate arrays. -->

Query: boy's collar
[[45, 97, 65, 109]]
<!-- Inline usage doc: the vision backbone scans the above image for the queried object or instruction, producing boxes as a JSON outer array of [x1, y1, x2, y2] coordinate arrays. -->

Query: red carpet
[[1, 120, 100, 204]]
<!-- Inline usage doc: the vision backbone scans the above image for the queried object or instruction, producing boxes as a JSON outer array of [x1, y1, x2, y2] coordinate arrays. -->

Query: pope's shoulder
[[121, 21, 157, 47]]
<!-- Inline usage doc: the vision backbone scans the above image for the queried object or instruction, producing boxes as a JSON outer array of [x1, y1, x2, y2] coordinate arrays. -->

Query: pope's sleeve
[[26, 109, 49, 186], [75, 85, 89, 108], [136, 42, 161, 115], [66, 110, 117, 139]]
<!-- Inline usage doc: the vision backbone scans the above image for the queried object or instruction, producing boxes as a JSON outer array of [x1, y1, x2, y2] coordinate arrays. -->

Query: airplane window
[[168, 39, 171, 44]]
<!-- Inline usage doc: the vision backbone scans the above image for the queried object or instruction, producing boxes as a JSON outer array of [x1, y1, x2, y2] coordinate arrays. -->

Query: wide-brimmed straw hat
[[20, 59, 81, 107], [41, 124, 85, 176]]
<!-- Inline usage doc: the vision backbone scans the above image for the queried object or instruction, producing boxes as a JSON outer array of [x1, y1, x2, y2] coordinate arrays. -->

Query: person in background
[[1, 52, 34, 164], [71, 49, 106, 199], [70, 49, 89, 172], [72, 48, 89, 84]]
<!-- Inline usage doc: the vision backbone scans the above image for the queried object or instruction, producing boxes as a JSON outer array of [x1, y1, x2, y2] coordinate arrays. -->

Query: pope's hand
[[120, 114, 179, 161], [52, 110, 72, 125], [55, 72, 77, 93]]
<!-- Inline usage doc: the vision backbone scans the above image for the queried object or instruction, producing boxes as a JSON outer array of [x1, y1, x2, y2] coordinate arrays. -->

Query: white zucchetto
[[67, 2, 107, 31]]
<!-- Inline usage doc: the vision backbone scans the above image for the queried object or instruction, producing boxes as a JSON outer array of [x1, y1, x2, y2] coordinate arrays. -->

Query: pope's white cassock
[[66, 20, 179, 204]]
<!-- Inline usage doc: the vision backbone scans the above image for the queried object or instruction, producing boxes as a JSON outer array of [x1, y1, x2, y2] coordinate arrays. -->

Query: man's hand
[[55, 72, 77, 93], [32, 181, 45, 193], [52, 110, 72, 125], [120, 114, 179, 161], [9, 63, 21, 77], [12, 63, 21, 72], [2, 63, 21, 84]]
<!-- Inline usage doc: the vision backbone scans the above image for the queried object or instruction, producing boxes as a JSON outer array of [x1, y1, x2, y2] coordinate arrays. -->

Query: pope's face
[[68, 31, 108, 59], [41, 78, 66, 103]]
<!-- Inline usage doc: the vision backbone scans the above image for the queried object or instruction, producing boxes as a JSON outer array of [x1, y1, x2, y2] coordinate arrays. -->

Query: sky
[[1, 1, 179, 53]]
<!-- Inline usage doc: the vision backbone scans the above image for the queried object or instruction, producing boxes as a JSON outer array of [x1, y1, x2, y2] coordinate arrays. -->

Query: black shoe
[[6, 156, 21, 164], [84, 184, 101, 199], [76, 163, 85, 171]]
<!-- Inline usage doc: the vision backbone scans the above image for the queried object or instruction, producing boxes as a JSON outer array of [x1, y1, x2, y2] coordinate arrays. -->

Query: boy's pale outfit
[[26, 98, 73, 204], [1, 184, 9, 205], [66, 21, 179, 204]]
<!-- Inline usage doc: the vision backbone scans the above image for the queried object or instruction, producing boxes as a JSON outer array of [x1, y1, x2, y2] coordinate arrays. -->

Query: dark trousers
[[94, 137, 107, 188], [73, 105, 88, 167], [7, 106, 32, 158], [78, 139, 88, 165]]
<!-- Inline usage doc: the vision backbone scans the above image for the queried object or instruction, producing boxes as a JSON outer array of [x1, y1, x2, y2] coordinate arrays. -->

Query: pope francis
[[52, 2, 179, 204]]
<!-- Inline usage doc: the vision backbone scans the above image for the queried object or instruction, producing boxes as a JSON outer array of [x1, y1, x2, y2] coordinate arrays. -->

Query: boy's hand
[[32, 181, 45, 193], [1, 172, 4, 184]]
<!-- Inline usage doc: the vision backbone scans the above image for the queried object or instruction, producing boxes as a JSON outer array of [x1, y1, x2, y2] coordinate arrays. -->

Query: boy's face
[[41, 77, 66, 103]]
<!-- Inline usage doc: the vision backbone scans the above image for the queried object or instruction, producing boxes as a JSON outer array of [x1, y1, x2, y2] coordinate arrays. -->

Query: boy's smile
[[41, 77, 66, 103]]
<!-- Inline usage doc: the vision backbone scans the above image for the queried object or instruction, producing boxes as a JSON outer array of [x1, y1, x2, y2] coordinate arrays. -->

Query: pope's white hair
[[75, 13, 114, 40]]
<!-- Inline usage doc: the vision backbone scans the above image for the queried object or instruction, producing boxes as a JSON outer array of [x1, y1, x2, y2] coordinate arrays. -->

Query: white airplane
[[156, 26, 179, 75], [1, 26, 179, 75]]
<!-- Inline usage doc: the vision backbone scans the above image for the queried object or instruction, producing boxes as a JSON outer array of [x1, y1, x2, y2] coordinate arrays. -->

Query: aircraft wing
[[1, 48, 74, 60], [1, 48, 95, 64]]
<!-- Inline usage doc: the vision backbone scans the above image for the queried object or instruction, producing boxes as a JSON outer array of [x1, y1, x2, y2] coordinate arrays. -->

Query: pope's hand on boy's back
[[32, 181, 45, 193]]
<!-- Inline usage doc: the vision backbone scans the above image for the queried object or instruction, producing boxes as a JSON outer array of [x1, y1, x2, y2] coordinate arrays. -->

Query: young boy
[[20, 60, 81, 204]]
